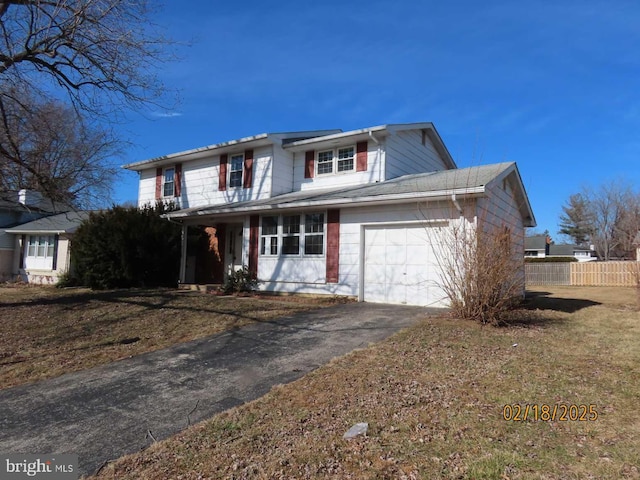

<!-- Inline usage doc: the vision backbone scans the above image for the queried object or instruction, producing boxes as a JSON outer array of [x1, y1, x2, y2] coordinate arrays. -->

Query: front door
[[225, 224, 244, 276]]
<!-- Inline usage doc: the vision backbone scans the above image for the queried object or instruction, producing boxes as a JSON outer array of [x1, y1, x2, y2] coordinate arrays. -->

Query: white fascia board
[[165, 186, 486, 221], [123, 134, 272, 171], [282, 125, 390, 151]]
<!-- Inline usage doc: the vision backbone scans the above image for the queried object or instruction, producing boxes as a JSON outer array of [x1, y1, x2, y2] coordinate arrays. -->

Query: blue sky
[[115, 0, 640, 238]]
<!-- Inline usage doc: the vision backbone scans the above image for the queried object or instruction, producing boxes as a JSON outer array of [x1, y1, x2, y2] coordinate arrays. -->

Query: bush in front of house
[[525, 257, 578, 263], [71, 203, 181, 289], [222, 266, 258, 294]]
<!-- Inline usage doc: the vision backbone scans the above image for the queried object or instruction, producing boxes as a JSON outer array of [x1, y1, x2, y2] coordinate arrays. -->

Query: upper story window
[[229, 154, 244, 188], [316, 146, 355, 175], [163, 167, 175, 197]]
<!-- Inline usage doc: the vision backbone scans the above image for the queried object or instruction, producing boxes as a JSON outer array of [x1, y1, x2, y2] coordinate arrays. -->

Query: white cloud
[[151, 112, 183, 118]]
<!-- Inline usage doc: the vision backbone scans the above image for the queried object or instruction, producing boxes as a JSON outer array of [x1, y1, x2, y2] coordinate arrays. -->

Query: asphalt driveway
[[0, 302, 434, 477]]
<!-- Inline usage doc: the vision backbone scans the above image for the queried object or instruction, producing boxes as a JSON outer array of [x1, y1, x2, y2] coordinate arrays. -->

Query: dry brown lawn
[[86, 286, 640, 480], [0, 286, 338, 389]]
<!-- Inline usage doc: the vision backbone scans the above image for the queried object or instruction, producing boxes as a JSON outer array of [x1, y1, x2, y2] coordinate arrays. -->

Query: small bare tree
[[435, 216, 523, 325]]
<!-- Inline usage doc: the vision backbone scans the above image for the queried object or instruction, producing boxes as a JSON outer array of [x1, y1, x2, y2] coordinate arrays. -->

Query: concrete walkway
[[0, 302, 432, 476]]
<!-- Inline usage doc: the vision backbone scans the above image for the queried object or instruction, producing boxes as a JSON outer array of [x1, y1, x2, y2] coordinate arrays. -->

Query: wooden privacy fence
[[525, 261, 639, 287], [525, 263, 570, 286]]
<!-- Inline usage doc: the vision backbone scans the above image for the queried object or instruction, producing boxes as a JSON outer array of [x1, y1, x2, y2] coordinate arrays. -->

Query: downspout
[[368, 131, 381, 182], [451, 193, 463, 216]]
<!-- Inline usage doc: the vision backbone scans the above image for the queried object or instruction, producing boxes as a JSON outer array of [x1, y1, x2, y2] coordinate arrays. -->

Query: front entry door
[[225, 224, 244, 276]]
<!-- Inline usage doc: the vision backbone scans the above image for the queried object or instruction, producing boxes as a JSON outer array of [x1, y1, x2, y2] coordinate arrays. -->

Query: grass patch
[[89, 286, 640, 479], [0, 286, 337, 389]]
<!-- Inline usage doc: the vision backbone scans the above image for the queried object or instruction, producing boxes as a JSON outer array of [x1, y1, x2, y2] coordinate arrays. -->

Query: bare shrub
[[435, 218, 523, 325]]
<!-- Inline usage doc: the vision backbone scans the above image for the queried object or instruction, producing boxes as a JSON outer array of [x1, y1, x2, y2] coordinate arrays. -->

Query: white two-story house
[[124, 122, 536, 307]]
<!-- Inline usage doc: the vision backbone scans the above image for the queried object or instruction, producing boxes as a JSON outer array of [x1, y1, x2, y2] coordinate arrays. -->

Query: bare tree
[[0, 90, 121, 207], [580, 181, 639, 260], [0, 0, 173, 204], [0, 0, 170, 113]]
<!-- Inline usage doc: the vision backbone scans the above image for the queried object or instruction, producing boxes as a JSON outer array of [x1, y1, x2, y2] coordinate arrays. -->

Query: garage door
[[363, 224, 447, 307]]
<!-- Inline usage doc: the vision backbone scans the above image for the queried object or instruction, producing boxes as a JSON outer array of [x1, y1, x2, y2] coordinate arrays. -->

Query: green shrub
[[55, 271, 79, 288], [222, 266, 258, 294], [525, 257, 578, 263], [71, 202, 181, 289]]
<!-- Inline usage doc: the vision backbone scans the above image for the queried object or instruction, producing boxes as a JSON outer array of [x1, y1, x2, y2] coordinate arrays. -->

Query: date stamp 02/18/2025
[[503, 404, 598, 422]]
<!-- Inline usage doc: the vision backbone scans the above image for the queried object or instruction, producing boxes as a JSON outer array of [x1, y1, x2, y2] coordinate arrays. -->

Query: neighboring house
[[634, 231, 640, 261], [124, 122, 536, 307], [0, 190, 60, 282], [524, 235, 595, 262], [4, 211, 91, 284]]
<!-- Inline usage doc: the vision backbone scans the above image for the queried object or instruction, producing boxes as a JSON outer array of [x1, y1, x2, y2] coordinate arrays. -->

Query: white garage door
[[363, 224, 447, 307]]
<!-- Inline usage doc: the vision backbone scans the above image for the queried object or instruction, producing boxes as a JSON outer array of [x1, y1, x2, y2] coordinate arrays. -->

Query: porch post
[[179, 223, 188, 284]]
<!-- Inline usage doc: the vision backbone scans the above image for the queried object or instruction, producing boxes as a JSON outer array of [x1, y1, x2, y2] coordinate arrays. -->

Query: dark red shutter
[[249, 215, 259, 278], [219, 154, 228, 191], [304, 150, 315, 178], [243, 149, 253, 189], [155, 167, 163, 199], [326, 209, 340, 283], [174, 163, 182, 198], [356, 141, 368, 172]]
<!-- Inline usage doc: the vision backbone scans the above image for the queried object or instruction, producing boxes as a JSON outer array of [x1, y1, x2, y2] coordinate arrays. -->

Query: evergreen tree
[[558, 193, 592, 246]]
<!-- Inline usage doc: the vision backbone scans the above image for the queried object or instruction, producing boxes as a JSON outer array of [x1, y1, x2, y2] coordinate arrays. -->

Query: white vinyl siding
[[385, 130, 449, 179], [476, 175, 526, 296], [137, 146, 275, 208]]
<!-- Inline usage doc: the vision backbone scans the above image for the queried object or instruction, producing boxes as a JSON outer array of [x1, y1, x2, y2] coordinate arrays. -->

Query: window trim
[[229, 153, 244, 189], [316, 145, 356, 176]]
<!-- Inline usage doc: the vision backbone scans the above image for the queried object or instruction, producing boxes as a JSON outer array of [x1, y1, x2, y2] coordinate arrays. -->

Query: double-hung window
[[304, 213, 324, 255], [163, 167, 175, 197], [317, 150, 334, 175], [229, 154, 244, 188], [316, 146, 355, 175], [260, 216, 278, 255], [282, 215, 300, 255], [337, 147, 354, 172]]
